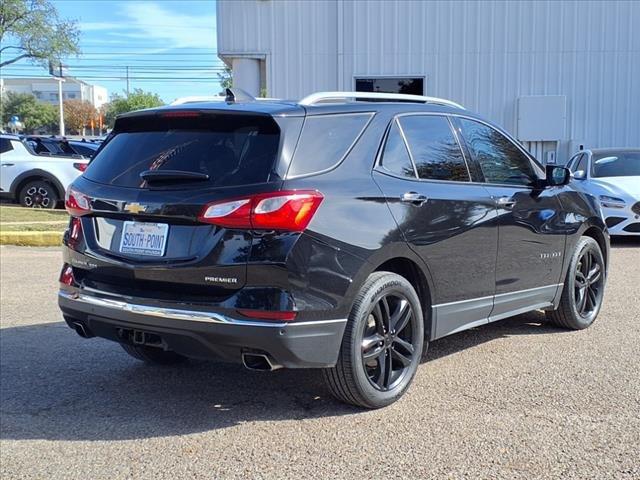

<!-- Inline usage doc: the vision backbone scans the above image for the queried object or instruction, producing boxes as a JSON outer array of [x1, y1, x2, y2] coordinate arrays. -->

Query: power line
[[4, 66, 228, 71], [0, 73, 222, 81]]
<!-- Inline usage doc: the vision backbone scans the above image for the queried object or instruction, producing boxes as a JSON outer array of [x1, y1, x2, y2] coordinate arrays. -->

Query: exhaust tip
[[72, 322, 94, 339], [242, 352, 279, 371]]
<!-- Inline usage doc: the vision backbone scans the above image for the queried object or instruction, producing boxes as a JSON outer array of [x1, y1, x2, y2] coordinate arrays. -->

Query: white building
[[1, 76, 108, 109], [216, 0, 640, 163]]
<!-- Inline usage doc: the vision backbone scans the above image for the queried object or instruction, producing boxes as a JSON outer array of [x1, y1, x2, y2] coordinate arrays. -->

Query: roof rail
[[298, 91, 464, 109]]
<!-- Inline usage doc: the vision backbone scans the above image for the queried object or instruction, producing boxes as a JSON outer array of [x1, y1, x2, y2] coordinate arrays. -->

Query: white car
[[566, 148, 640, 236], [0, 134, 89, 208]]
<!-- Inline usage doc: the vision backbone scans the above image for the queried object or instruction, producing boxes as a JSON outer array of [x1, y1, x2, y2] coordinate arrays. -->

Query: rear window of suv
[[287, 113, 373, 177], [83, 112, 281, 188]]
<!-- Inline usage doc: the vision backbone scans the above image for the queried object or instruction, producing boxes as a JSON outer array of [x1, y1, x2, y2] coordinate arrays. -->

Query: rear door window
[[83, 112, 281, 189], [287, 113, 373, 177], [398, 115, 470, 182]]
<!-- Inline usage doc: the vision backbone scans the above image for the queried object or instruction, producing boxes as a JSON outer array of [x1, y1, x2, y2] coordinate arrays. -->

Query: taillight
[[199, 190, 323, 232], [73, 162, 88, 172], [59, 265, 75, 286], [236, 309, 297, 322], [68, 216, 83, 247], [65, 187, 91, 216]]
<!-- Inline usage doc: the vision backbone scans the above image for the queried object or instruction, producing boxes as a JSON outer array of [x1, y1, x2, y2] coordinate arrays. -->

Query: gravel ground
[[1, 242, 639, 479]]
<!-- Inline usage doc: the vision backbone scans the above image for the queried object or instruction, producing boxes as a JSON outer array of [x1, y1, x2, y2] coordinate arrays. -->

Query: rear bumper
[[58, 289, 347, 369]]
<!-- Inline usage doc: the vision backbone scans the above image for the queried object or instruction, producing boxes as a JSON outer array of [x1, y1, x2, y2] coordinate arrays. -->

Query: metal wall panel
[[217, 0, 640, 161]]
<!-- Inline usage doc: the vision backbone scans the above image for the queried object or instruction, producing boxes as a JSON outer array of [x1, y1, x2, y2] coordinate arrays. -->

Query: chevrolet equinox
[[58, 90, 609, 408]]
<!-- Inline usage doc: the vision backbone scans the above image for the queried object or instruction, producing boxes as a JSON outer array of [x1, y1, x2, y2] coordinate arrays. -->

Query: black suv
[[58, 90, 609, 408]]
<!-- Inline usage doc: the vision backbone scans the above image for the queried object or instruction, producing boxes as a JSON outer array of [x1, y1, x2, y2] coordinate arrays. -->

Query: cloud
[[80, 1, 216, 49]]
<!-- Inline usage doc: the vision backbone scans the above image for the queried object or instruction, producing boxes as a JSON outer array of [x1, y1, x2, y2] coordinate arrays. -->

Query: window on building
[[355, 77, 424, 96], [458, 119, 537, 186], [380, 120, 416, 179], [66, 93, 77, 99], [398, 115, 470, 182]]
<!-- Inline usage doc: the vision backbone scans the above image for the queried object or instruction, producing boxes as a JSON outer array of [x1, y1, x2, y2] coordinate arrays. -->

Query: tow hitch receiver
[[118, 328, 166, 349]]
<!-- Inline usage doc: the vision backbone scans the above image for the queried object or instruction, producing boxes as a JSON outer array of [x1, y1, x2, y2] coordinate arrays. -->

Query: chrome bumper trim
[[59, 290, 347, 328]]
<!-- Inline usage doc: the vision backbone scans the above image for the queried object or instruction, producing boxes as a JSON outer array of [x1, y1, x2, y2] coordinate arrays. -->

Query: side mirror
[[546, 165, 571, 186], [572, 170, 586, 180]]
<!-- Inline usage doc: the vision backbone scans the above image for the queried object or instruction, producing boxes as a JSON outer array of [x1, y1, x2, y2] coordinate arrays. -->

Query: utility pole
[[126, 66, 130, 96]]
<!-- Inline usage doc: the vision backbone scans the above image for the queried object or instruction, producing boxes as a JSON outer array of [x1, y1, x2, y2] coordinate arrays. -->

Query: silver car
[[566, 148, 640, 236], [0, 134, 89, 208]]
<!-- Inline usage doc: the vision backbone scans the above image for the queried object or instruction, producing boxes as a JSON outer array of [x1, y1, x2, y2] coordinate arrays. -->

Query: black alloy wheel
[[573, 247, 604, 318], [546, 236, 606, 330], [361, 292, 417, 391], [323, 271, 425, 409]]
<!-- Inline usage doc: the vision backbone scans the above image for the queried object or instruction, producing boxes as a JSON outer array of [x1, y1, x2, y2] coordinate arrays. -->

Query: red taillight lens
[[236, 309, 297, 322], [65, 187, 91, 217], [198, 190, 323, 232], [68, 216, 83, 247], [59, 265, 75, 286], [73, 162, 88, 172]]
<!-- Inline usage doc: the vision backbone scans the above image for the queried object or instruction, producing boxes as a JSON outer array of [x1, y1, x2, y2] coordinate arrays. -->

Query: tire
[[323, 271, 425, 409], [18, 180, 59, 209], [546, 236, 606, 330], [121, 344, 187, 365]]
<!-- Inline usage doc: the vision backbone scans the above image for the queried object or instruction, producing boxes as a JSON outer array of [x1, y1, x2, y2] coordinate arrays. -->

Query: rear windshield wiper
[[139, 170, 209, 182]]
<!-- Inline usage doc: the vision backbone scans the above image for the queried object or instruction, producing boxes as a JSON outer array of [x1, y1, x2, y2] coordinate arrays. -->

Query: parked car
[[0, 134, 88, 208], [566, 148, 640, 236], [67, 140, 99, 158], [58, 90, 609, 408], [22, 136, 98, 159]]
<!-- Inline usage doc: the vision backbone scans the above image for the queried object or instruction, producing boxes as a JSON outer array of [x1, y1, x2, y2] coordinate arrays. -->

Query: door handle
[[496, 196, 516, 208], [401, 192, 428, 205], [1, 163, 14, 167]]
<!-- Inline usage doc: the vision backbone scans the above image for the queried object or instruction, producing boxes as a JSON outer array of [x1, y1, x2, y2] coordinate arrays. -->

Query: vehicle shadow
[[0, 312, 561, 441], [610, 236, 640, 248], [424, 310, 561, 362]]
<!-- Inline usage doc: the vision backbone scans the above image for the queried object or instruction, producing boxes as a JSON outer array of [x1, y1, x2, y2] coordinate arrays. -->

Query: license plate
[[119, 221, 169, 257]]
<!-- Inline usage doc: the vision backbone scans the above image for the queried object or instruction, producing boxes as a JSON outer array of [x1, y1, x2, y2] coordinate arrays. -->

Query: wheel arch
[[10, 170, 65, 201], [581, 224, 609, 273], [372, 256, 434, 342]]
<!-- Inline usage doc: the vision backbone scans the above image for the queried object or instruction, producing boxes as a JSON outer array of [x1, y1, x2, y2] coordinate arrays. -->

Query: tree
[[0, 91, 57, 133], [0, 0, 80, 68], [63, 99, 96, 135], [103, 88, 164, 127], [217, 65, 232, 91]]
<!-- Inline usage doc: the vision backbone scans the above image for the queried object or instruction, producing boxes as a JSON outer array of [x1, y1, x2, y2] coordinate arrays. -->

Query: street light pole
[[57, 77, 65, 137], [49, 60, 66, 137]]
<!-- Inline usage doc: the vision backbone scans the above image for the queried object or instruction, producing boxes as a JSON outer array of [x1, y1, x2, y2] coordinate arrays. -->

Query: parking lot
[[0, 242, 638, 479]]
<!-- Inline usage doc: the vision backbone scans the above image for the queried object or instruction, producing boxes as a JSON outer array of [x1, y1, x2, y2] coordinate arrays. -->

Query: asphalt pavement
[[1, 242, 639, 479]]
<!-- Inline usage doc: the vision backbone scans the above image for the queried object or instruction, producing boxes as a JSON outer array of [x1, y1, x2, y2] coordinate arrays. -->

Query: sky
[[2, 0, 223, 103]]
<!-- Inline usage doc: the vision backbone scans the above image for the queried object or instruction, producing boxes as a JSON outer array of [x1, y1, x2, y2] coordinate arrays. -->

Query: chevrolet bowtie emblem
[[124, 202, 147, 214]]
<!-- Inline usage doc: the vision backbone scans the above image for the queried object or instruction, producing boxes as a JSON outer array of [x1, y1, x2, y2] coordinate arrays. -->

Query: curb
[[0, 231, 63, 247]]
